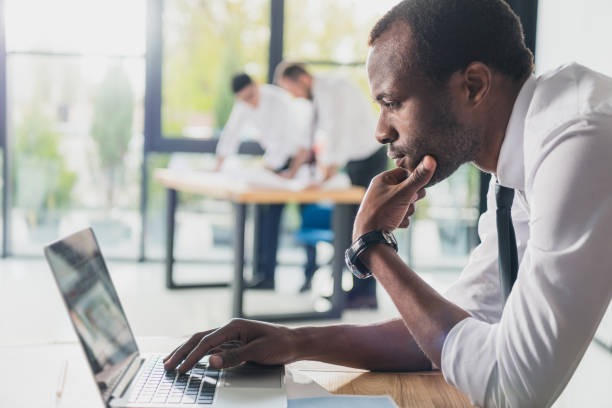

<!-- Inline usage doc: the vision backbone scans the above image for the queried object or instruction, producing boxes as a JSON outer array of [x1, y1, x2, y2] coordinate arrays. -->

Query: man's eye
[[383, 101, 400, 109]]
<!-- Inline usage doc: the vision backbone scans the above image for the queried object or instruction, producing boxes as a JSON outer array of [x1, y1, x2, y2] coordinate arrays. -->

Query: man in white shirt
[[274, 62, 388, 307], [165, 1, 612, 406], [216, 73, 311, 176], [216, 73, 312, 289]]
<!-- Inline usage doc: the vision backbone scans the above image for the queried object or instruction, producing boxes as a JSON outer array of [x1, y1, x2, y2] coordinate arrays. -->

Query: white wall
[[536, 0, 612, 76]]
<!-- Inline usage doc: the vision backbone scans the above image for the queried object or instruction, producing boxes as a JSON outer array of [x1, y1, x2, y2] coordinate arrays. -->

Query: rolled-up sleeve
[[441, 116, 612, 407]]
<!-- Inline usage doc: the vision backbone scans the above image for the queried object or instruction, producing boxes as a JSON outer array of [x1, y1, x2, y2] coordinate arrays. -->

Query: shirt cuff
[[441, 317, 499, 407]]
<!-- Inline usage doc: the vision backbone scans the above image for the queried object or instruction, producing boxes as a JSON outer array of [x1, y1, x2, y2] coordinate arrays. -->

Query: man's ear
[[463, 62, 491, 106], [298, 73, 313, 89]]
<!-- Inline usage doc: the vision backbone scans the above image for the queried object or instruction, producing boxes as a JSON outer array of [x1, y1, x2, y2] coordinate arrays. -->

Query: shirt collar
[[496, 75, 537, 191]]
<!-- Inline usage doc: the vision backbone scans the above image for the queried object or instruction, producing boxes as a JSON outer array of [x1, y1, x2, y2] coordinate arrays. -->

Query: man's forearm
[[214, 156, 225, 171], [292, 319, 432, 371], [320, 164, 338, 182], [286, 148, 312, 177], [361, 245, 470, 368]]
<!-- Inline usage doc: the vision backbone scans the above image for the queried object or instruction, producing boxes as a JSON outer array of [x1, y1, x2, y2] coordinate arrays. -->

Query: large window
[[284, 0, 398, 96], [0, 0, 484, 267], [5, 0, 146, 257]]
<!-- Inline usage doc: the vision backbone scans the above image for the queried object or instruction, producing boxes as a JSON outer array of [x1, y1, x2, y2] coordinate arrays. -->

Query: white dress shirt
[[311, 75, 381, 166], [215, 84, 310, 170], [441, 63, 612, 407]]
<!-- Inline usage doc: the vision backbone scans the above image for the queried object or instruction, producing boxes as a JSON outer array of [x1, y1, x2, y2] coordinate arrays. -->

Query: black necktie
[[496, 183, 519, 303]]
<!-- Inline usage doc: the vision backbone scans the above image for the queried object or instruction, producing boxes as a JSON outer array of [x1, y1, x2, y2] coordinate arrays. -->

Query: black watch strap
[[344, 230, 398, 279]]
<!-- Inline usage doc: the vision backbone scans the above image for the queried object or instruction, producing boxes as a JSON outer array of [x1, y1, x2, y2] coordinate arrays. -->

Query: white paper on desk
[[181, 165, 352, 191], [288, 395, 398, 408], [225, 166, 351, 191], [284, 369, 332, 399]]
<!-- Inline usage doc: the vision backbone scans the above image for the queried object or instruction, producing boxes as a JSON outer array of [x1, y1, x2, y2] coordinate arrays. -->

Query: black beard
[[415, 100, 482, 187]]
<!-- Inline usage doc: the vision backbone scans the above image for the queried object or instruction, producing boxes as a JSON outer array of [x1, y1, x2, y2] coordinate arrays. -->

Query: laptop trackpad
[[222, 364, 282, 388]]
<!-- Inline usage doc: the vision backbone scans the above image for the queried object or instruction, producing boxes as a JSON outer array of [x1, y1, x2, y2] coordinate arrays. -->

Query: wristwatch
[[345, 230, 398, 279]]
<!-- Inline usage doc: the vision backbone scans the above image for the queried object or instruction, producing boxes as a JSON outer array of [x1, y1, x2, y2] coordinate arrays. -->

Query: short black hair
[[369, 0, 533, 84], [273, 61, 310, 84], [231, 73, 253, 94]]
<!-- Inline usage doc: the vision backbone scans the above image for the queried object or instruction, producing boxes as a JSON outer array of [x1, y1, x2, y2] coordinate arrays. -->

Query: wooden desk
[[0, 338, 473, 408], [154, 169, 365, 322], [288, 361, 473, 408]]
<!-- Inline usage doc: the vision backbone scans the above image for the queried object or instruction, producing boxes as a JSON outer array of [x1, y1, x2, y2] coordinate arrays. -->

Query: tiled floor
[[0, 258, 610, 407]]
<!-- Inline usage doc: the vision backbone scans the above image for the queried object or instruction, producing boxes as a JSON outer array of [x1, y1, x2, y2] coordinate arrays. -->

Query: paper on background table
[[169, 162, 352, 192], [223, 166, 351, 191]]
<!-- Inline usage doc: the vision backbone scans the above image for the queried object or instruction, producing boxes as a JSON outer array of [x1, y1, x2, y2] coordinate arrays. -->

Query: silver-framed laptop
[[44, 228, 286, 407]]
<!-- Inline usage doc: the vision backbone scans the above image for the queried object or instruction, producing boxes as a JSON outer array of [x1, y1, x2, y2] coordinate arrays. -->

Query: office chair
[[294, 203, 334, 292]]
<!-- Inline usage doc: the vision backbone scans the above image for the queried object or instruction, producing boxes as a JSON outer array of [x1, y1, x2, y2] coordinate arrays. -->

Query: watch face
[[382, 230, 398, 250], [344, 250, 352, 269], [345, 245, 370, 278]]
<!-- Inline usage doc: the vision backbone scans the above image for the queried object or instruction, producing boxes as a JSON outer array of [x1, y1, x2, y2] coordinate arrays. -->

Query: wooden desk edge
[[153, 168, 365, 203]]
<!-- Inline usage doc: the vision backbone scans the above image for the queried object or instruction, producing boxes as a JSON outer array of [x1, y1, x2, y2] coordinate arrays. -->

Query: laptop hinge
[[110, 354, 145, 400]]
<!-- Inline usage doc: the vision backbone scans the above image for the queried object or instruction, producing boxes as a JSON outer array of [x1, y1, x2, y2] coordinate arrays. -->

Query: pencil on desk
[[56, 360, 68, 399]]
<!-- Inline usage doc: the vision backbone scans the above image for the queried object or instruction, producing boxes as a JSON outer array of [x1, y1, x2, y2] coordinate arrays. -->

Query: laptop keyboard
[[130, 356, 219, 405]]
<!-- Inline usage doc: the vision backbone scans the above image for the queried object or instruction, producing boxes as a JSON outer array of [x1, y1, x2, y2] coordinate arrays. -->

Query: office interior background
[[0, 0, 610, 406]]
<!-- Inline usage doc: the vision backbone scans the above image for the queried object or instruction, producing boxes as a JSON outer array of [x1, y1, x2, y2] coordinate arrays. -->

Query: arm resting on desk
[[294, 319, 432, 371], [163, 318, 431, 374]]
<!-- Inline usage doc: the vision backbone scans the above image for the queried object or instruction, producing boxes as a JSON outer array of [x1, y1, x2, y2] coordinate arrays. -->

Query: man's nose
[[375, 113, 398, 145]]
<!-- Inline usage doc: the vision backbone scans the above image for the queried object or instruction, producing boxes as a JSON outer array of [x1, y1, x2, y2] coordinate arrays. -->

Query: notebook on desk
[[44, 228, 286, 408]]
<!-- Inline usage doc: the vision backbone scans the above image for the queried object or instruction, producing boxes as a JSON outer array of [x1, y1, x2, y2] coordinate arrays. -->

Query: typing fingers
[[163, 329, 215, 370], [177, 326, 241, 374], [208, 337, 276, 369]]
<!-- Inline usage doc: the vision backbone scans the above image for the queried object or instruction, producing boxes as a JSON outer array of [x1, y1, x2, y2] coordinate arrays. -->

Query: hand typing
[[163, 319, 300, 374]]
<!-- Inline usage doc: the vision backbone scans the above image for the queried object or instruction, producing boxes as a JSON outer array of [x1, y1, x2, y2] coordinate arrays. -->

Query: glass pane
[[285, 0, 400, 63], [145, 152, 235, 262], [162, 0, 270, 138], [7, 55, 145, 257], [5, 0, 145, 55], [398, 164, 481, 270]]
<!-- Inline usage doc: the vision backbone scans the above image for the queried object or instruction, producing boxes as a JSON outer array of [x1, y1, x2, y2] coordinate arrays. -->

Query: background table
[[154, 168, 365, 322], [0, 337, 473, 408]]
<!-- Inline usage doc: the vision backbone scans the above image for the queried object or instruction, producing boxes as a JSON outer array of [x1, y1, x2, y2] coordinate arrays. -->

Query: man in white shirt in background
[[274, 62, 388, 308], [216, 73, 312, 289], [166, 1, 612, 406]]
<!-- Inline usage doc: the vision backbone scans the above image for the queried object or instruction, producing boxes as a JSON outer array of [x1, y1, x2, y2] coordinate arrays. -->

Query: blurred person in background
[[275, 62, 387, 308], [215, 73, 313, 290]]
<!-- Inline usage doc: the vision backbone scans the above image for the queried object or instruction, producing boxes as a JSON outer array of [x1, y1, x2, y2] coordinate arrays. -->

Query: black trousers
[[253, 158, 295, 284], [254, 203, 284, 283]]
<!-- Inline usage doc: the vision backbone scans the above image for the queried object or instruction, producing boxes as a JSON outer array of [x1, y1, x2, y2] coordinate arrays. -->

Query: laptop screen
[[45, 228, 139, 401]]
